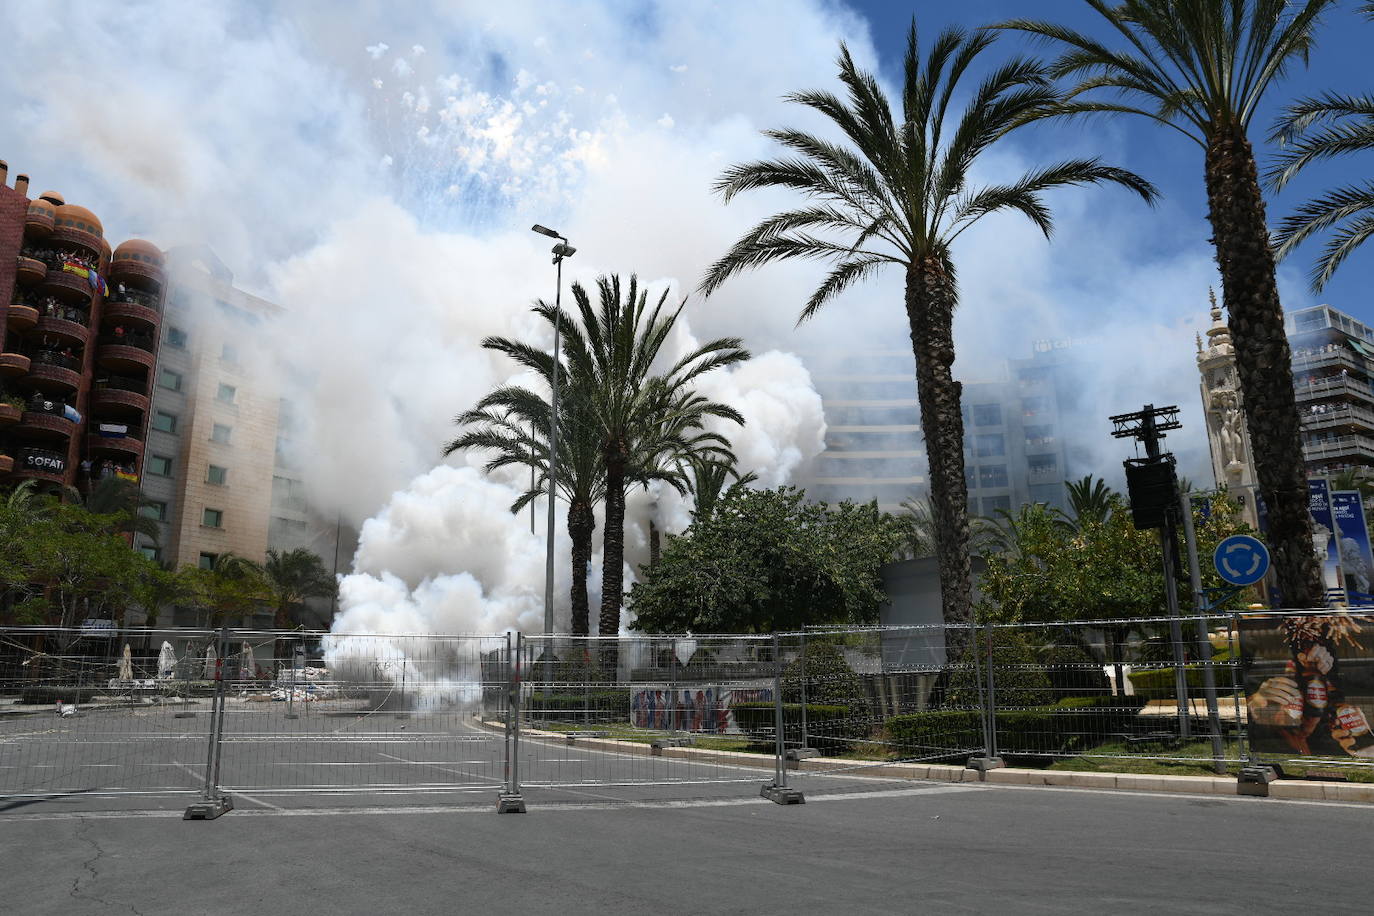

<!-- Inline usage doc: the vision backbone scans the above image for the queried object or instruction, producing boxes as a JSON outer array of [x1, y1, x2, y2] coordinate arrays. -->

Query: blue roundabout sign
[[1213, 535, 1270, 586]]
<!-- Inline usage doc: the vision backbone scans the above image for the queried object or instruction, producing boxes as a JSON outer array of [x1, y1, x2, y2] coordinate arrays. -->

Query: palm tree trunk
[[906, 258, 974, 637], [568, 500, 595, 636], [599, 444, 628, 639], [648, 518, 661, 567], [1204, 128, 1323, 608]]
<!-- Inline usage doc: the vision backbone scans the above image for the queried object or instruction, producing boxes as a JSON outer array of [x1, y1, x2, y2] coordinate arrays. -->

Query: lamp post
[[531, 224, 575, 638]]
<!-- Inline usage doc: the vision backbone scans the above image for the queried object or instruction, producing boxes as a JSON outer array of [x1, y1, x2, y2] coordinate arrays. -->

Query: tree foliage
[[629, 487, 905, 634]]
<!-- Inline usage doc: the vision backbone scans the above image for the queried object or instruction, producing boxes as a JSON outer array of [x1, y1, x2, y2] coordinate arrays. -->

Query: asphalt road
[[5, 780, 1370, 915]]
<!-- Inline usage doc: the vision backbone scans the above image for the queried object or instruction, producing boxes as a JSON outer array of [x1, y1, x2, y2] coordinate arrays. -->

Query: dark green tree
[[700, 21, 1154, 630], [999, 0, 1334, 607], [629, 487, 905, 634], [1065, 475, 1117, 528]]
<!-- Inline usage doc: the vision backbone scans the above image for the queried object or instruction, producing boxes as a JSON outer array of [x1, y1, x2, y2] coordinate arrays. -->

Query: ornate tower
[[1197, 290, 1259, 527]]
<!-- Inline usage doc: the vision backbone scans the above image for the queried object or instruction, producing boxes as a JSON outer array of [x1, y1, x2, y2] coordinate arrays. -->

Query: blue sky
[[849, 0, 1374, 323]]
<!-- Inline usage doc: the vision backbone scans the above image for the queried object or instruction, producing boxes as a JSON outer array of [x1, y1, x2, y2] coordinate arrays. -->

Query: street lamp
[[531, 224, 574, 637]]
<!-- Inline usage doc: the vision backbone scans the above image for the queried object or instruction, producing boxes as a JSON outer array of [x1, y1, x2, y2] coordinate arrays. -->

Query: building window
[[216, 383, 237, 405], [211, 423, 232, 444], [979, 465, 1009, 488], [140, 501, 167, 521], [151, 411, 178, 433], [158, 368, 183, 391], [974, 434, 1005, 458], [203, 508, 224, 528], [972, 404, 1002, 427], [167, 326, 188, 348], [139, 545, 162, 562], [981, 494, 1011, 515], [207, 464, 228, 486], [221, 342, 239, 363], [199, 552, 218, 570], [147, 454, 173, 477]]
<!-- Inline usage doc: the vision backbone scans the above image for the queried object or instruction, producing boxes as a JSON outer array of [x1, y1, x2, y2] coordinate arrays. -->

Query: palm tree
[[259, 548, 336, 630], [1269, 3, 1374, 290], [896, 496, 937, 559], [447, 383, 606, 636], [64, 476, 161, 544], [998, 0, 1334, 608], [686, 456, 758, 524], [1065, 475, 1117, 528], [700, 22, 1155, 628], [548, 275, 748, 638]]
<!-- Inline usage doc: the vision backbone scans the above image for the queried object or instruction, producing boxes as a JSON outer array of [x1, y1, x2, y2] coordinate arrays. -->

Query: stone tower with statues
[[1197, 290, 1260, 528]]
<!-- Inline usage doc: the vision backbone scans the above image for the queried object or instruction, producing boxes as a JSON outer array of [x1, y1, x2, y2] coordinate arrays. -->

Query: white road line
[[168, 760, 283, 812], [376, 752, 503, 785]]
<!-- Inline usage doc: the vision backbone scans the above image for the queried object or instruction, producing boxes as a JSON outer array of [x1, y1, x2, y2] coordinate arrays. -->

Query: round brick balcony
[[50, 226, 104, 258], [6, 303, 38, 332], [90, 383, 150, 414], [87, 432, 144, 460], [25, 203, 54, 236], [101, 297, 161, 329], [0, 454, 12, 475], [16, 256, 47, 284], [10, 449, 68, 483], [109, 256, 165, 287], [43, 268, 96, 301], [96, 341, 156, 373], [0, 352, 32, 378], [18, 410, 76, 440], [34, 315, 90, 347], [0, 403, 20, 425], [26, 359, 83, 394]]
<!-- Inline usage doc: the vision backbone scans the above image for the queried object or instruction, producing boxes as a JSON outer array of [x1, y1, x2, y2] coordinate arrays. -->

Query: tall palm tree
[[998, 0, 1335, 608], [1065, 475, 1117, 528], [64, 476, 161, 544], [552, 275, 748, 637], [686, 455, 758, 523], [447, 383, 606, 636], [700, 22, 1155, 628], [1269, 3, 1374, 290]]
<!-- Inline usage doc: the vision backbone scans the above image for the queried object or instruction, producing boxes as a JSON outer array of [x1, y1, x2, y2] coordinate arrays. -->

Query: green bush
[[947, 630, 1055, 708], [732, 701, 856, 750], [782, 641, 867, 709], [1127, 658, 1233, 701], [527, 690, 629, 715], [883, 696, 1148, 759]]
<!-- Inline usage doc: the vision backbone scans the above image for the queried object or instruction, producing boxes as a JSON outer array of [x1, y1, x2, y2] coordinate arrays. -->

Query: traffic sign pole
[[1179, 490, 1225, 774]]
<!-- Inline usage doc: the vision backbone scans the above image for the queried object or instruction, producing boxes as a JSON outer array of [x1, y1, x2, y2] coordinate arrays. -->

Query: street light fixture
[[531, 224, 574, 638]]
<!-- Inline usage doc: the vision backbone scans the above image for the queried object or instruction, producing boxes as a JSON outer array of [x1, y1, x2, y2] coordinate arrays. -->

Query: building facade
[[1286, 303, 1374, 476], [0, 160, 164, 492]]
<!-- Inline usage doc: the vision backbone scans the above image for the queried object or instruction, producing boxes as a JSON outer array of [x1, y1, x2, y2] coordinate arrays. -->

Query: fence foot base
[[761, 783, 805, 805], [786, 748, 820, 762], [173, 711, 197, 718], [1237, 766, 1278, 797], [497, 792, 527, 814], [183, 796, 233, 820], [967, 757, 1005, 777], [284, 714, 300, 720]]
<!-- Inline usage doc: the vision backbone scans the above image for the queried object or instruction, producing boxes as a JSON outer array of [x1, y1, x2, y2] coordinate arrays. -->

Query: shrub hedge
[[884, 695, 1148, 758]]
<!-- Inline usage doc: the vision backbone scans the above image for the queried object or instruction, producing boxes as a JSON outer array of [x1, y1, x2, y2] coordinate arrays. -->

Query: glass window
[[974, 434, 1005, 458], [221, 343, 239, 363], [979, 465, 1009, 488], [199, 552, 218, 570], [981, 494, 1011, 515], [972, 404, 1002, 427], [203, 508, 223, 528], [158, 368, 182, 391], [211, 423, 232, 444], [216, 383, 236, 404], [167, 326, 187, 348], [147, 454, 172, 477], [151, 411, 177, 433], [139, 545, 161, 562], [207, 464, 228, 486], [139, 501, 167, 521]]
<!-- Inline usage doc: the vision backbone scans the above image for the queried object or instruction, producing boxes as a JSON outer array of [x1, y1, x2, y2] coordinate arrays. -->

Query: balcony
[[86, 431, 144, 460], [6, 302, 39, 331], [100, 289, 161, 327], [18, 409, 76, 440], [90, 376, 150, 413], [16, 255, 46, 284], [43, 267, 96, 301], [96, 333, 156, 372], [1294, 375, 1373, 403], [24, 204, 54, 236], [0, 402, 19, 424], [0, 453, 11, 475], [1303, 435, 1374, 464], [1302, 402, 1374, 434], [49, 225, 103, 257], [25, 351, 84, 393], [0, 352, 32, 378], [109, 255, 165, 287], [34, 314, 91, 347], [10, 447, 69, 483], [1292, 348, 1365, 375], [1028, 466, 1061, 485]]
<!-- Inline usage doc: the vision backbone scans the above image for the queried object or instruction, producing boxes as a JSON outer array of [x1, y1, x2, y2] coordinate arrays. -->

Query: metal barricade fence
[[6, 613, 1370, 812]]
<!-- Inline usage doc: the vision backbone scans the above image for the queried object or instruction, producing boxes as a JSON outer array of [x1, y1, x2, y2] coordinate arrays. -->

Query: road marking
[[376, 752, 503, 785], [168, 760, 283, 812]]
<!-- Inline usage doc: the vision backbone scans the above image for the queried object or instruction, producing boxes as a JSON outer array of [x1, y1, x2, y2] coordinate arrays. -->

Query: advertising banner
[[1331, 491, 1374, 603], [629, 686, 772, 734], [1308, 478, 1343, 591], [1240, 612, 1374, 759]]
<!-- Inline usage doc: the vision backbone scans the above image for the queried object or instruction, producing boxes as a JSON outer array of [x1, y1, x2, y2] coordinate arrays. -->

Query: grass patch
[[524, 718, 769, 753]]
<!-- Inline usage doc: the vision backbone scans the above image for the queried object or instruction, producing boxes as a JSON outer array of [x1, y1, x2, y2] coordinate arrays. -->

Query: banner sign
[[1308, 478, 1343, 590], [22, 452, 65, 473], [629, 686, 772, 734], [1331, 491, 1374, 603], [1241, 613, 1374, 759]]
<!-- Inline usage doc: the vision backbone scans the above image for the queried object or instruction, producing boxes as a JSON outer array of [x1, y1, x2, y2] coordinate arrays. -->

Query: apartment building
[[1286, 303, 1374, 476]]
